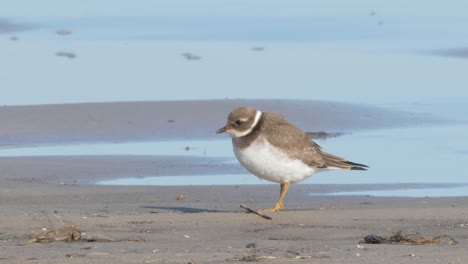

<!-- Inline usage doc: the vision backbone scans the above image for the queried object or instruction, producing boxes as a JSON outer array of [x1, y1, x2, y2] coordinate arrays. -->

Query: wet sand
[[1, 100, 467, 263], [0, 99, 440, 147]]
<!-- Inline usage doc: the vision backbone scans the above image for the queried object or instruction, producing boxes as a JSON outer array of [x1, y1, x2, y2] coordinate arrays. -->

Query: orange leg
[[262, 182, 290, 212]]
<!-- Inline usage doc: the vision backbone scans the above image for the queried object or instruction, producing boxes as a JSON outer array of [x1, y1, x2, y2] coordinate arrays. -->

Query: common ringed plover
[[217, 106, 368, 212]]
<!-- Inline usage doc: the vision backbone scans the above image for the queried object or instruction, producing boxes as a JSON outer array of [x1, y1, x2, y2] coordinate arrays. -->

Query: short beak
[[216, 126, 227, 134]]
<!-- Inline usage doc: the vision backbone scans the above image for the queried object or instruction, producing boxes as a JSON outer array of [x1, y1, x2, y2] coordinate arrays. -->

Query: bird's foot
[[260, 203, 286, 212]]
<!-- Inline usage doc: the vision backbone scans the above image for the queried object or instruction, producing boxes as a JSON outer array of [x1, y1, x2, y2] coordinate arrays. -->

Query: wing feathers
[[261, 112, 368, 171]]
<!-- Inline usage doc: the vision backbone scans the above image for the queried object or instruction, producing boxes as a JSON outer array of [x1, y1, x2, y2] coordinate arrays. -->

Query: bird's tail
[[318, 151, 369, 171]]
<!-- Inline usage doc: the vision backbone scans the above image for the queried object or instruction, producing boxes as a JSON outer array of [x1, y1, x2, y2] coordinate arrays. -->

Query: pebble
[[246, 243, 256, 248]]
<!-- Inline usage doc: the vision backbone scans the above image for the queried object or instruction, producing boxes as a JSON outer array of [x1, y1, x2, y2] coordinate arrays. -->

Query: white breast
[[233, 137, 319, 183]]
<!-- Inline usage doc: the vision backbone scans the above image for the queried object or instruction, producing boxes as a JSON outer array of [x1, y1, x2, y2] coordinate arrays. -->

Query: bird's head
[[216, 106, 262, 138]]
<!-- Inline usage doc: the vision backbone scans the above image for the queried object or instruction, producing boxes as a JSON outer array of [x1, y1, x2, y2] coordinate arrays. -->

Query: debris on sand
[[27, 225, 81, 243], [56, 29, 72, 36], [66, 252, 110, 258], [251, 46, 265, 52], [55, 51, 76, 59], [176, 194, 185, 201], [360, 231, 458, 245], [27, 224, 141, 244], [246, 242, 256, 248], [235, 254, 262, 262], [181, 52, 201, 60], [234, 253, 313, 262]]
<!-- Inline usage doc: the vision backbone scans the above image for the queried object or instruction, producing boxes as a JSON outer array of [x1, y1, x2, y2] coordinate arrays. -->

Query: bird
[[216, 106, 368, 212]]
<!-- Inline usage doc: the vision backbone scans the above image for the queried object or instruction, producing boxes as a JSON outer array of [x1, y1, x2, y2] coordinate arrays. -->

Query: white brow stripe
[[251, 110, 262, 130], [233, 110, 262, 138]]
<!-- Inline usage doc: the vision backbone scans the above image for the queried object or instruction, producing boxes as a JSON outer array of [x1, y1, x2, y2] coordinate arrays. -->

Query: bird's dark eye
[[235, 120, 243, 126]]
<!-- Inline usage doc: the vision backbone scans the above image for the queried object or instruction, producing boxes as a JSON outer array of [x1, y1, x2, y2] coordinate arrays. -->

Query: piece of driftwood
[[240, 204, 272, 220]]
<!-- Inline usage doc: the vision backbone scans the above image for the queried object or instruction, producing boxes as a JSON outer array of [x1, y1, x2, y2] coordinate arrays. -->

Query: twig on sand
[[240, 204, 272, 220], [53, 212, 64, 225], [94, 233, 115, 242], [44, 211, 54, 231]]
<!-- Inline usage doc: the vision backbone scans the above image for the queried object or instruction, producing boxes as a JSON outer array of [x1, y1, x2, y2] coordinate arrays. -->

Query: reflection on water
[[2, 1, 468, 105], [313, 124, 468, 184], [97, 174, 468, 197], [320, 186, 468, 198], [0, 132, 347, 157], [2, 41, 468, 106], [0, 140, 231, 157], [98, 174, 468, 197], [0, 18, 31, 33], [97, 174, 262, 186]]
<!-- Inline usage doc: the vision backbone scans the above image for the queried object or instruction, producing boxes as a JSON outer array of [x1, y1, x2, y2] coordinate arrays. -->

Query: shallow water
[[320, 186, 468, 198], [98, 174, 468, 197], [5, 123, 467, 193], [2, 1, 468, 105], [97, 174, 262, 186], [0, 140, 230, 158]]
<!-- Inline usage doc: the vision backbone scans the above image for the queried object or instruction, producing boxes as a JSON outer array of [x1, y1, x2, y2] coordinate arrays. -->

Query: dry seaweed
[[27, 225, 81, 243], [27, 224, 141, 244], [361, 231, 457, 245], [26, 211, 130, 244]]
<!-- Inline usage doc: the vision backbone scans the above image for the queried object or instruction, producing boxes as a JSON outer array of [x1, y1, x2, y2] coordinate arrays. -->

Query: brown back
[[235, 112, 367, 170]]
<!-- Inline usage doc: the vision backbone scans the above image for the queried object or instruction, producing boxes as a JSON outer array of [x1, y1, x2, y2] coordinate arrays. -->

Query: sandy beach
[[1, 100, 467, 263], [3, 0, 468, 261], [2, 183, 468, 264]]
